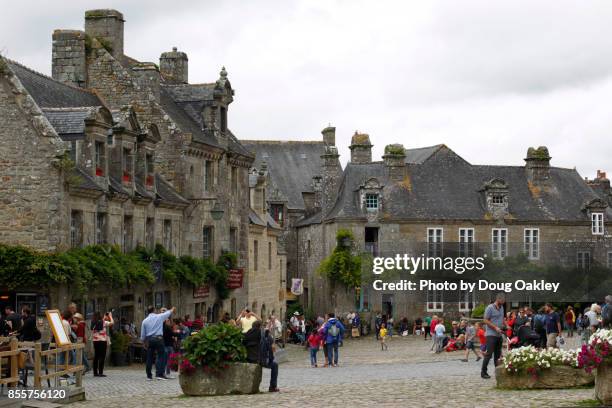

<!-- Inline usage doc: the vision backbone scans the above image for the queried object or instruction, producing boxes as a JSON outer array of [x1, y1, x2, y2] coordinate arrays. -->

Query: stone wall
[[0, 61, 68, 251]]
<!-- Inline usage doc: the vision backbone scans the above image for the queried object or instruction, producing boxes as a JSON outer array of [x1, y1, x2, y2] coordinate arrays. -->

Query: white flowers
[[502, 346, 580, 373], [589, 329, 612, 346]]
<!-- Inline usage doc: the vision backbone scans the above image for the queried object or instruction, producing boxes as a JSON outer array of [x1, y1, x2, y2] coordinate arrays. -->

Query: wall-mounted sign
[[291, 278, 304, 296], [227, 268, 244, 289], [193, 285, 210, 298]]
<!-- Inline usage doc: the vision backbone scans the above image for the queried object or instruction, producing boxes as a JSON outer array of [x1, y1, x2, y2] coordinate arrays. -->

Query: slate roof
[[7, 60, 102, 108], [241, 140, 326, 210], [71, 168, 104, 192], [404, 144, 445, 164], [41, 108, 95, 138], [249, 209, 266, 227], [109, 176, 130, 196], [155, 174, 190, 206], [321, 145, 611, 223]]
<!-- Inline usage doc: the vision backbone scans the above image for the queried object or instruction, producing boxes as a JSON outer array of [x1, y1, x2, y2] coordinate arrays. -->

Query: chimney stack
[[321, 126, 335, 146], [84, 9, 125, 60], [349, 132, 372, 163], [52, 30, 87, 87], [160, 47, 188, 84], [132, 62, 160, 100], [321, 146, 341, 216], [383, 144, 406, 181], [524, 146, 551, 183]]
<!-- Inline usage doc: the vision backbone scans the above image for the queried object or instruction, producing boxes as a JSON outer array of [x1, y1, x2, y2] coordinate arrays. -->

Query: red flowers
[[578, 336, 610, 374], [179, 358, 196, 375]]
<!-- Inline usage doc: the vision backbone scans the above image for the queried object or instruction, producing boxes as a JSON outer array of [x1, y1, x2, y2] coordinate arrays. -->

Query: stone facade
[[0, 9, 285, 326]]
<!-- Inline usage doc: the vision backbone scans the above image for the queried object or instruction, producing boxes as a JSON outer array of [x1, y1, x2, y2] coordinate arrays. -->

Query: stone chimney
[[302, 175, 322, 216], [321, 146, 342, 216], [524, 146, 551, 183], [84, 9, 125, 60], [321, 126, 335, 146], [132, 62, 161, 100], [52, 30, 87, 87], [160, 47, 188, 84], [587, 170, 612, 198], [349, 132, 372, 163], [383, 144, 406, 181]]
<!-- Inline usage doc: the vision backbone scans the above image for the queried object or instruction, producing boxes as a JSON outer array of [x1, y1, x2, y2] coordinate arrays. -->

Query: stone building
[[0, 9, 285, 325], [248, 129, 612, 319]]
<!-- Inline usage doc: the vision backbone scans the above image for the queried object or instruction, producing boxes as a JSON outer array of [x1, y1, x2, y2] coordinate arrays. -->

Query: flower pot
[[495, 365, 594, 389], [179, 362, 262, 396], [595, 359, 612, 405]]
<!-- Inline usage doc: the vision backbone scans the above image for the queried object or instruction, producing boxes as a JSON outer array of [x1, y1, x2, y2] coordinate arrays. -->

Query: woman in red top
[[505, 311, 516, 338]]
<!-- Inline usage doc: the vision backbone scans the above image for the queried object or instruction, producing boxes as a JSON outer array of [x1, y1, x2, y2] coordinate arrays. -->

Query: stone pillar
[[349, 132, 372, 163], [84, 9, 125, 60], [52, 30, 87, 87], [160, 47, 189, 84]]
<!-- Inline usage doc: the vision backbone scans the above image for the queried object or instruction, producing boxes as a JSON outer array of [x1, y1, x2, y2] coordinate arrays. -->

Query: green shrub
[[471, 304, 486, 319], [318, 229, 362, 288], [182, 323, 247, 374], [110, 331, 130, 354]]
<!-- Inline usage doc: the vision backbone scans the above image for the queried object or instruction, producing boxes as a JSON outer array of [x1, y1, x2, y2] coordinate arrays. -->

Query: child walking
[[461, 321, 482, 362], [307, 329, 322, 367], [379, 323, 388, 351]]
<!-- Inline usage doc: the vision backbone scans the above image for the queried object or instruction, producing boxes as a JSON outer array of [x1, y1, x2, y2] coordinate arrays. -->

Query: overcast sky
[[3, 1, 612, 176]]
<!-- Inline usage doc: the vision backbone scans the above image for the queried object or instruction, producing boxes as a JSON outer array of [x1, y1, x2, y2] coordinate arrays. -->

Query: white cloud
[[2, 0, 612, 177]]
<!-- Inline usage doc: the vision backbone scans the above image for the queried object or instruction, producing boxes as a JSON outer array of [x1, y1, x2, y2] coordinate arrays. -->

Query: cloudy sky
[[2, 1, 612, 176]]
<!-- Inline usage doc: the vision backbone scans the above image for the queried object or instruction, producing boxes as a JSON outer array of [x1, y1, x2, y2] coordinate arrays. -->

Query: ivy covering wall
[[0, 243, 234, 299], [318, 229, 362, 288]]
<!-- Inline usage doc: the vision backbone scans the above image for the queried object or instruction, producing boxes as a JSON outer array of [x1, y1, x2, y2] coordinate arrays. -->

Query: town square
[[1, 2, 612, 407]]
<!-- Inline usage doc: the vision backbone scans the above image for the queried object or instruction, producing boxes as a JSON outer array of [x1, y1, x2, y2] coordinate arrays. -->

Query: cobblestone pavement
[[70, 334, 595, 408]]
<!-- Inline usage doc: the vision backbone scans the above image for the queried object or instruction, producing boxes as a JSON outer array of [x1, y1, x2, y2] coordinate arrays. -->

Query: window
[[427, 228, 443, 257], [608, 251, 612, 269], [270, 204, 284, 227], [458, 289, 476, 312], [268, 242, 272, 270], [145, 154, 154, 187], [122, 148, 132, 182], [163, 219, 172, 250], [202, 226, 213, 260], [94, 141, 105, 177], [69, 141, 78, 163], [204, 161, 213, 192], [365, 193, 379, 210], [492, 228, 508, 259], [253, 240, 259, 271], [426, 289, 443, 312], [145, 217, 155, 249], [231, 166, 238, 196], [458, 228, 474, 257], [577, 251, 590, 270], [220, 107, 227, 133], [524, 228, 539, 260], [123, 215, 133, 252], [491, 194, 504, 205], [229, 227, 237, 253], [96, 212, 107, 244], [70, 210, 83, 248], [592, 212, 604, 235]]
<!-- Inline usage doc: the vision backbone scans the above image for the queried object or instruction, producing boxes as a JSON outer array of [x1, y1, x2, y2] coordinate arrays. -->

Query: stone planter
[[179, 363, 262, 396], [595, 360, 612, 405], [495, 365, 594, 389]]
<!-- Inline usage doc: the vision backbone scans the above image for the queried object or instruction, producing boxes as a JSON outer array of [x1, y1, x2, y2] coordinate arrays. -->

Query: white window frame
[[426, 289, 443, 312], [491, 228, 508, 259], [524, 228, 539, 260], [458, 289, 476, 312], [365, 193, 379, 211], [591, 212, 604, 235], [427, 228, 443, 257], [458, 228, 474, 258]]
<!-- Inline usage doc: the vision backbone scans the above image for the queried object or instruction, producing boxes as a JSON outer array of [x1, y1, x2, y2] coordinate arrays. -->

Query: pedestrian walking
[[323, 313, 345, 367], [481, 293, 505, 379], [379, 323, 388, 351], [307, 329, 322, 367]]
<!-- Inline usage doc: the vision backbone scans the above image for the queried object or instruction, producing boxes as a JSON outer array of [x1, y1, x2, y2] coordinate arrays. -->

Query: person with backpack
[[532, 308, 547, 348], [323, 313, 345, 367], [243, 321, 279, 392]]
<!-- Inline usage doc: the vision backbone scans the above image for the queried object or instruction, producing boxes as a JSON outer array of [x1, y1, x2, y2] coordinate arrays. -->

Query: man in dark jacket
[[243, 321, 279, 392]]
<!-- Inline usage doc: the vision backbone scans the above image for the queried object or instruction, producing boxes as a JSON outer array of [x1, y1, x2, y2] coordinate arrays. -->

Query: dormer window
[[592, 212, 604, 235], [94, 141, 105, 177], [482, 178, 509, 218], [122, 147, 133, 183], [491, 194, 504, 205], [365, 193, 379, 210]]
